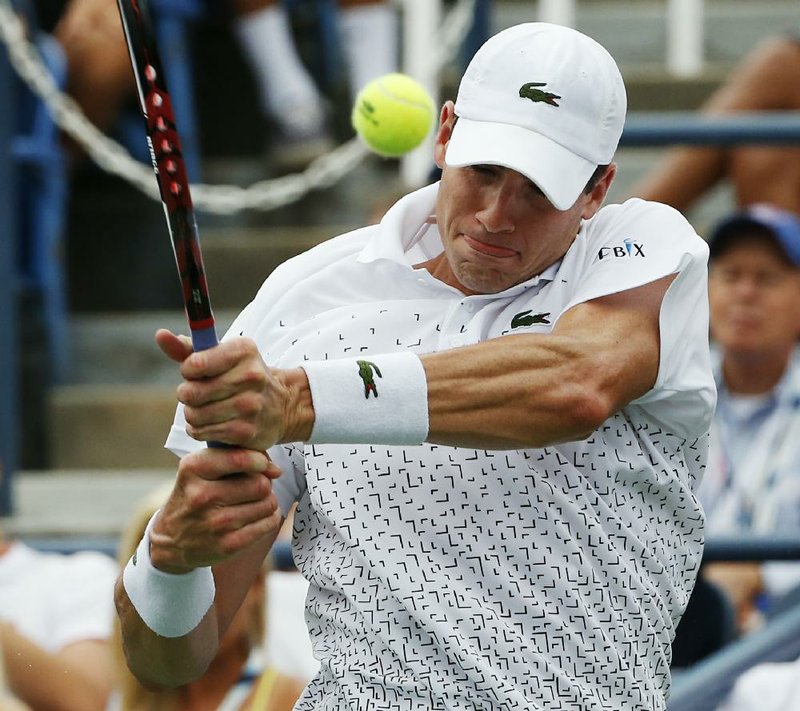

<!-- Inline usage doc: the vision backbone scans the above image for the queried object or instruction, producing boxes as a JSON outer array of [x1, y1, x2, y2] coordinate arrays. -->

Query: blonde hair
[[112, 482, 267, 711]]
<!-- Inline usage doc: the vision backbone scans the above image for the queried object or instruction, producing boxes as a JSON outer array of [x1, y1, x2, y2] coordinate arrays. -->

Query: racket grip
[[189, 326, 231, 451], [191, 325, 219, 352]]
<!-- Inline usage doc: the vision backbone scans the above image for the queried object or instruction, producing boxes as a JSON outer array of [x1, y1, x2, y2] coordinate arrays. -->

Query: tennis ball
[[352, 73, 436, 157]]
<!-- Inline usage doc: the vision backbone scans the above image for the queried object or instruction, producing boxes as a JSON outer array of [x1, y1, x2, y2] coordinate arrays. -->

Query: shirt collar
[[357, 181, 562, 296], [357, 182, 440, 265]]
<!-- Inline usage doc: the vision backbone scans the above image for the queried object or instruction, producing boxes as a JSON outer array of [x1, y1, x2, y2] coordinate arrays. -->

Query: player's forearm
[[289, 281, 663, 450], [115, 522, 280, 688], [114, 577, 219, 688], [290, 335, 650, 450], [422, 334, 616, 449]]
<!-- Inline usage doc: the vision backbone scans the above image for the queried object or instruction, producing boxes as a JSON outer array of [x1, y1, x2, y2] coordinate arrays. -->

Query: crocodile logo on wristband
[[357, 360, 382, 398]]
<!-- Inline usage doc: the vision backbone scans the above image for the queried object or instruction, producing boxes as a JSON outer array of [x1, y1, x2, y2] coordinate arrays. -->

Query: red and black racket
[[116, 0, 219, 353]]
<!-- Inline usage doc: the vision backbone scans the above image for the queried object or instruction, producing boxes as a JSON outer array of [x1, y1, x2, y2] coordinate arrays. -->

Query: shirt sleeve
[[561, 199, 716, 438]]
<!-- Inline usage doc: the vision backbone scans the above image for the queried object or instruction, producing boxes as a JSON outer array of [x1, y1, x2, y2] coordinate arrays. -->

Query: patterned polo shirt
[[167, 183, 715, 710]]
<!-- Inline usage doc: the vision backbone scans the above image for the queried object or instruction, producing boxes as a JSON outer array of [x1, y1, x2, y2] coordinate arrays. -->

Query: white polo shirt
[[167, 184, 715, 711]]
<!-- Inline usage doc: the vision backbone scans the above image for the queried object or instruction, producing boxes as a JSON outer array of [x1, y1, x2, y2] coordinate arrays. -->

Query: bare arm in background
[[631, 36, 800, 214], [0, 622, 112, 711]]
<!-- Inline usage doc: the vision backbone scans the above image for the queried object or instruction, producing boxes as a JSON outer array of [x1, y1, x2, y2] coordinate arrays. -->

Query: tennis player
[[117, 22, 716, 710]]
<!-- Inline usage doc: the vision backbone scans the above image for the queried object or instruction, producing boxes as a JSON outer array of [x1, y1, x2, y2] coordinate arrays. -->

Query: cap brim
[[445, 117, 597, 211]]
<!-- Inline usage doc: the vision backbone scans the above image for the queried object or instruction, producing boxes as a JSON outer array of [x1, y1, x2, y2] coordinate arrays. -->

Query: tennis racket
[[116, 0, 219, 353]]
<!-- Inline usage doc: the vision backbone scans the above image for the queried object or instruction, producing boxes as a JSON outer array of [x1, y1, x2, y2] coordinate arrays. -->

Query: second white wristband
[[302, 352, 429, 445], [122, 511, 216, 638]]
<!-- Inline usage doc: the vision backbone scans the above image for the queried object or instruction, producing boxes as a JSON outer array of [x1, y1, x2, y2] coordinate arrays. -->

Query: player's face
[[429, 104, 613, 295], [709, 239, 800, 358]]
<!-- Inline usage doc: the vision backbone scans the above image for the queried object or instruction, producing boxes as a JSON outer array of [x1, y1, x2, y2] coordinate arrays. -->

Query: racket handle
[[188, 326, 230, 450], [191, 325, 219, 352]]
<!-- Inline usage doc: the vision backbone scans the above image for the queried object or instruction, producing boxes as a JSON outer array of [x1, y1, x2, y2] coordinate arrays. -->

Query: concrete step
[[495, 0, 800, 68], [65, 310, 227, 386], [49, 385, 178, 469], [52, 311, 229, 469], [2, 469, 176, 539]]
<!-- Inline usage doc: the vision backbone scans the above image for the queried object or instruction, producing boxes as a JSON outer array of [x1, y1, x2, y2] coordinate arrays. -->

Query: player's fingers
[[156, 328, 194, 363], [184, 418, 264, 449], [180, 338, 262, 381], [263, 459, 282, 480], [215, 503, 283, 558], [214, 495, 279, 535], [176, 373, 248, 408], [182, 470, 276, 509], [180, 386, 263, 427], [153, 489, 280, 570], [181, 398, 278, 448], [179, 446, 271, 483]]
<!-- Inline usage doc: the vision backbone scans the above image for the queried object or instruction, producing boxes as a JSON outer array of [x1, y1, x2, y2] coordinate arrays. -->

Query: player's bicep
[[552, 273, 676, 408]]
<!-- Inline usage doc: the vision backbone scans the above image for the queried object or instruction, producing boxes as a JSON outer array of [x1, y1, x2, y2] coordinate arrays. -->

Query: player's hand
[[149, 446, 282, 574], [156, 329, 313, 450], [155, 328, 194, 364]]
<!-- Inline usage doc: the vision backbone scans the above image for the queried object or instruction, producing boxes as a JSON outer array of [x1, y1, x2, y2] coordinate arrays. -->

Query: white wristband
[[122, 511, 215, 638], [302, 352, 429, 445]]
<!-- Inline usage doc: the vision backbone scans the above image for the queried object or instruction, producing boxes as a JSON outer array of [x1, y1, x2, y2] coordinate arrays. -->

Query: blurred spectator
[[0, 529, 118, 710], [52, 0, 398, 169], [631, 35, 800, 216], [233, 0, 398, 168], [697, 204, 800, 633], [109, 484, 307, 711]]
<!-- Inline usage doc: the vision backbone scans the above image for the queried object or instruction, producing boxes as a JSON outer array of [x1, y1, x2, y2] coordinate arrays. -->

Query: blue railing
[[621, 112, 800, 146], [668, 603, 800, 711], [668, 538, 800, 710]]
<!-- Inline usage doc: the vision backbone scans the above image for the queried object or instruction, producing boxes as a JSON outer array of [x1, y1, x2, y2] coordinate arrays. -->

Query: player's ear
[[433, 101, 456, 168], [581, 164, 617, 220]]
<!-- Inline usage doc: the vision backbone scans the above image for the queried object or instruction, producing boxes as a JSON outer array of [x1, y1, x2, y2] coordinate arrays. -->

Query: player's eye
[[527, 182, 547, 199]]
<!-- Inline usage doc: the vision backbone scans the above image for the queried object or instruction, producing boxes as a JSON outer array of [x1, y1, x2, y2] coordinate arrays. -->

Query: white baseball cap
[[446, 22, 627, 211]]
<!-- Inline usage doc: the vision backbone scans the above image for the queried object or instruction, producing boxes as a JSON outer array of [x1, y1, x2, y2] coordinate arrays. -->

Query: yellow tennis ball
[[352, 73, 436, 157]]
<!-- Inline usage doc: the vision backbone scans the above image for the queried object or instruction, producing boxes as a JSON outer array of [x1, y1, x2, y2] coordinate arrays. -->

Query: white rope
[[0, 0, 477, 214]]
